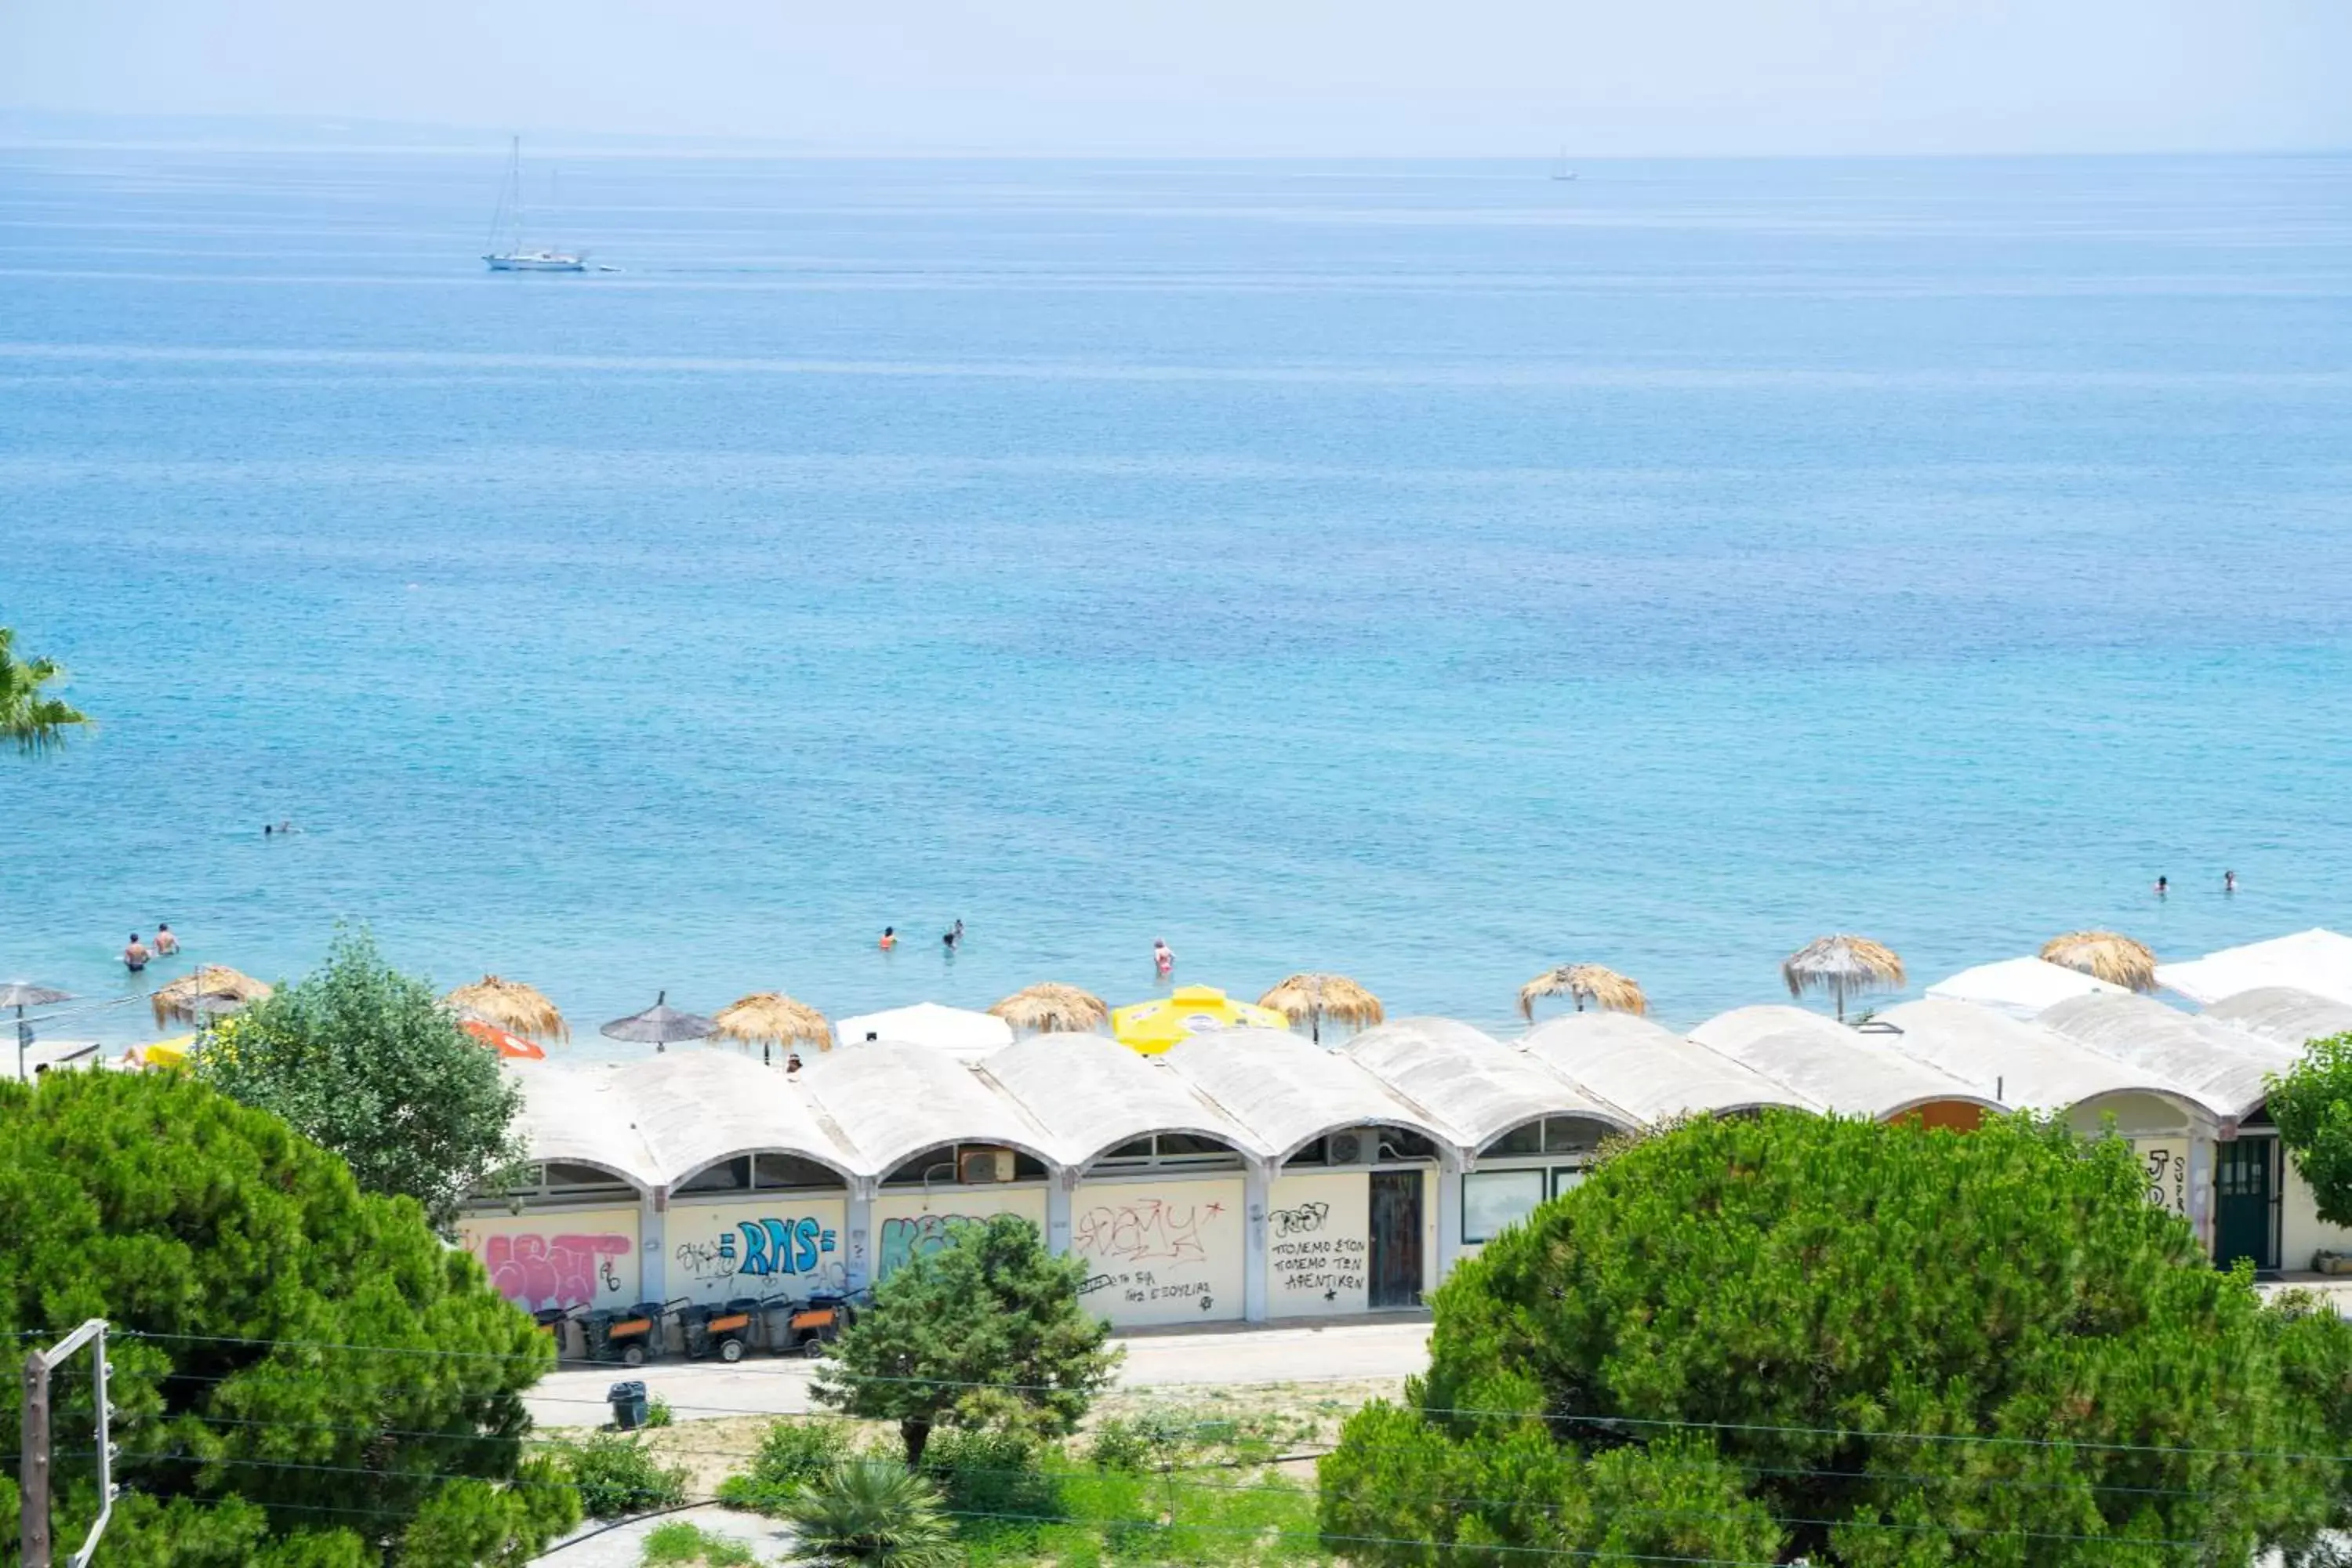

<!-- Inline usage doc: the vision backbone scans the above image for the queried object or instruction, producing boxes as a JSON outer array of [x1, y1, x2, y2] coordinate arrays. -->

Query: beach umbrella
[[713, 991, 833, 1066], [1782, 935, 1906, 1022], [1256, 973, 1385, 1044], [4, 981, 71, 1084], [1518, 964, 1647, 1021], [601, 990, 716, 1054], [1111, 986, 1290, 1055], [989, 983, 1110, 1037], [2039, 931, 2159, 993], [459, 1018, 547, 1062], [833, 1003, 1014, 1060], [443, 975, 568, 1041], [151, 965, 272, 1028]]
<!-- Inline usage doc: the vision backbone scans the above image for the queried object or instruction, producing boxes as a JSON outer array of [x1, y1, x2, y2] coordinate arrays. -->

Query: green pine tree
[[811, 1213, 1121, 1466]]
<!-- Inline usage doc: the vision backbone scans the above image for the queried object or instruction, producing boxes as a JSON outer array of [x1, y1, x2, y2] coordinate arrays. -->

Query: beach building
[[466, 975, 2352, 1328], [1687, 1004, 1999, 1128], [2154, 928, 2352, 1007], [1922, 956, 2126, 1019], [1340, 1017, 1632, 1261]]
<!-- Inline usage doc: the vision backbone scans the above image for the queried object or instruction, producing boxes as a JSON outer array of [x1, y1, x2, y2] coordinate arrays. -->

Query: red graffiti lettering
[[477, 1230, 632, 1309]]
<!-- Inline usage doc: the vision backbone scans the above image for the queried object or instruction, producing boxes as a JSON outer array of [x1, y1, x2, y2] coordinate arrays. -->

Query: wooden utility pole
[[18, 1319, 113, 1568]]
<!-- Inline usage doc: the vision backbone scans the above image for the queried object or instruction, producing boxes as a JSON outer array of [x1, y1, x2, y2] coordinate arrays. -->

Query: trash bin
[[607, 1379, 650, 1431]]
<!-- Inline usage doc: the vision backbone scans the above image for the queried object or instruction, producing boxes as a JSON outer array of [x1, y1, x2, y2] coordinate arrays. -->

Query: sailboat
[[1551, 147, 1577, 182], [484, 136, 586, 272]]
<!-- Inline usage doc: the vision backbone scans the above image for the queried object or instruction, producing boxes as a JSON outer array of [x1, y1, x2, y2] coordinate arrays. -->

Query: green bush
[[645, 1392, 676, 1428], [918, 1425, 1055, 1519], [716, 1417, 859, 1513], [0, 1068, 571, 1563], [562, 1432, 689, 1520], [780, 1460, 958, 1567], [2270, 1031, 2352, 1227], [1321, 1110, 2352, 1566], [640, 1518, 759, 1566]]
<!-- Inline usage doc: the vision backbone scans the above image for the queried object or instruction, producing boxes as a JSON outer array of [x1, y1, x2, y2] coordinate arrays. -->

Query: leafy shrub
[[640, 1519, 758, 1566], [562, 1432, 689, 1520], [2270, 1031, 2352, 1227], [1321, 1111, 2352, 1566], [780, 1460, 957, 1567], [917, 1425, 1055, 1519], [644, 1392, 676, 1428], [716, 1417, 859, 1513], [1087, 1408, 1194, 1471]]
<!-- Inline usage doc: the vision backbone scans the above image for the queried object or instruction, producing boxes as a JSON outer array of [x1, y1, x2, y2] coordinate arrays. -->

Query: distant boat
[[1551, 147, 1577, 182], [484, 137, 586, 272]]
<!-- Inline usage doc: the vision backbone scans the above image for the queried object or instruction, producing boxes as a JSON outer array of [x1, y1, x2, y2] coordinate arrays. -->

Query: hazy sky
[[5, 0, 2349, 154]]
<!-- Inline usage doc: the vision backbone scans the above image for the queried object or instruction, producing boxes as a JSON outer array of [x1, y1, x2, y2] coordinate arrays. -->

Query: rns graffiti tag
[[1269, 1201, 1330, 1237]]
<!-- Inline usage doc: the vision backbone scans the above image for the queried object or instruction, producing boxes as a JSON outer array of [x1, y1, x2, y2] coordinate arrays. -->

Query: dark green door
[[2214, 1137, 2279, 1272]]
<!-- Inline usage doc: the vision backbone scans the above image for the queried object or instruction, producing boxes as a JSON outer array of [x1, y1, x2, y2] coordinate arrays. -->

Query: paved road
[[528, 1316, 1432, 1429]]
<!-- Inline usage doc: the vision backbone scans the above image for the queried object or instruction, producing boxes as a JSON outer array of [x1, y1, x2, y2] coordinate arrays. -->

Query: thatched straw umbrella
[[1257, 973, 1385, 1045], [601, 992, 715, 1056], [151, 964, 273, 1028], [713, 992, 833, 1066], [989, 983, 1109, 1037], [1519, 964, 1647, 1020], [2040, 931, 2158, 993], [442, 975, 568, 1042], [1782, 935, 1906, 1021]]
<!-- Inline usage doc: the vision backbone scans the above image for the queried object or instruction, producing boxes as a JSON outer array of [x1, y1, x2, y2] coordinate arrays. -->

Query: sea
[[4, 139, 2350, 1054]]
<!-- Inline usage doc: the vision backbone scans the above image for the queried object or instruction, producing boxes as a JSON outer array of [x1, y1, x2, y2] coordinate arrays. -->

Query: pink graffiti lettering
[[1073, 1198, 1209, 1265], [476, 1231, 632, 1309]]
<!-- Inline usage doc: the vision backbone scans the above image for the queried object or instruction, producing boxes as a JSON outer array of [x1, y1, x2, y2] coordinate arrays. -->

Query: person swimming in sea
[[2224, 869, 2238, 894], [154, 922, 180, 956], [879, 926, 897, 951], [1153, 938, 1174, 979], [123, 932, 151, 972], [2154, 875, 2169, 896], [942, 919, 965, 952]]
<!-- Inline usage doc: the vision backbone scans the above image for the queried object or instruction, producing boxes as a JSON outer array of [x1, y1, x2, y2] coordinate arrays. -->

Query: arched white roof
[[2038, 993, 2296, 1121], [1871, 998, 2203, 1121], [1163, 1027, 1454, 1161], [1690, 1005, 2000, 1120], [604, 1051, 864, 1188], [1924, 957, 2126, 1019], [797, 1038, 1059, 1176], [1521, 1011, 1817, 1122], [979, 1032, 1268, 1167], [2155, 928, 2352, 1007], [1343, 1017, 1631, 1149], [506, 1060, 662, 1190], [2204, 986, 2352, 1053]]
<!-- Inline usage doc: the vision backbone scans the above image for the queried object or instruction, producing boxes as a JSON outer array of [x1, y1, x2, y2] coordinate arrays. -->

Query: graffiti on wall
[[477, 1231, 630, 1311], [1269, 1175, 1370, 1313], [675, 1217, 841, 1290], [877, 1214, 985, 1279], [1269, 1201, 1329, 1238], [1070, 1189, 1242, 1323], [1073, 1197, 1217, 1264], [2140, 1141, 2189, 1218]]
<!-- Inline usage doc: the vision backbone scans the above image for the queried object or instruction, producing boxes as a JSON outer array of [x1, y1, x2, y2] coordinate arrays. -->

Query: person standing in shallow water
[[1153, 938, 1174, 979], [879, 926, 896, 951], [2155, 875, 2169, 896], [154, 923, 179, 956], [2224, 870, 2238, 894], [123, 933, 151, 972]]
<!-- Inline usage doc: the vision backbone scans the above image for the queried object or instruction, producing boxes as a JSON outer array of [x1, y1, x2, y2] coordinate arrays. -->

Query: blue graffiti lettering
[[735, 1218, 840, 1278]]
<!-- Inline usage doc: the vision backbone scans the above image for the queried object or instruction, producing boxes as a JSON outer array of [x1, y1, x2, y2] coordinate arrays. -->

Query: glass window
[[1551, 1166, 1587, 1199], [1156, 1132, 1232, 1158], [1462, 1170, 1547, 1244], [1097, 1138, 1154, 1165], [1544, 1119, 1598, 1155], [1483, 1123, 1543, 1157], [676, 1156, 750, 1194], [753, 1152, 840, 1191]]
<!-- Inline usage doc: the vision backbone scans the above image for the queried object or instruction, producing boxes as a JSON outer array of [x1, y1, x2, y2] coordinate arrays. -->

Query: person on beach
[[879, 927, 896, 951], [786, 1051, 803, 1076], [2224, 869, 2238, 894], [123, 933, 151, 972], [1153, 938, 1174, 979], [154, 923, 179, 956], [2154, 875, 2169, 896]]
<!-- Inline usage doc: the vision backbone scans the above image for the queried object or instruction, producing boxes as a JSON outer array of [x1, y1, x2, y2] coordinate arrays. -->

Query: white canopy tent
[[1924, 956, 2126, 1019], [2155, 929, 2352, 1007], [833, 1001, 1015, 1060]]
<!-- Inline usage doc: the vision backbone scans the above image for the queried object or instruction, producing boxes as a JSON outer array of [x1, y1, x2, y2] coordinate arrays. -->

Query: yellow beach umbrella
[[131, 1034, 198, 1069], [1112, 985, 1289, 1055]]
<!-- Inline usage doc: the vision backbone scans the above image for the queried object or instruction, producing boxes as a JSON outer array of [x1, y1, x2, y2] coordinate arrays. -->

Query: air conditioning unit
[[959, 1147, 1016, 1184], [1326, 1129, 1373, 1167]]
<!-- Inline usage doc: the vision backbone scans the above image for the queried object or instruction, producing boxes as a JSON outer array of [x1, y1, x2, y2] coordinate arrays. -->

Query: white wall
[[2281, 1163, 2352, 1272], [1070, 1174, 1247, 1327], [1265, 1171, 1370, 1317], [872, 1186, 1049, 1279], [458, 1206, 640, 1313], [666, 1194, 851, 1305]]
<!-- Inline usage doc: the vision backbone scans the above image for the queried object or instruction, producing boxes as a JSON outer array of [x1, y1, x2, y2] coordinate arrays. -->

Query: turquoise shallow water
[[3, 147, 2350, 1051]]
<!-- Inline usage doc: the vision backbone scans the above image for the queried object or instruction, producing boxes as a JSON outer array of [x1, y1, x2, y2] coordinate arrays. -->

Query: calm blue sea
[[4, 143, 2350, 1052]]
